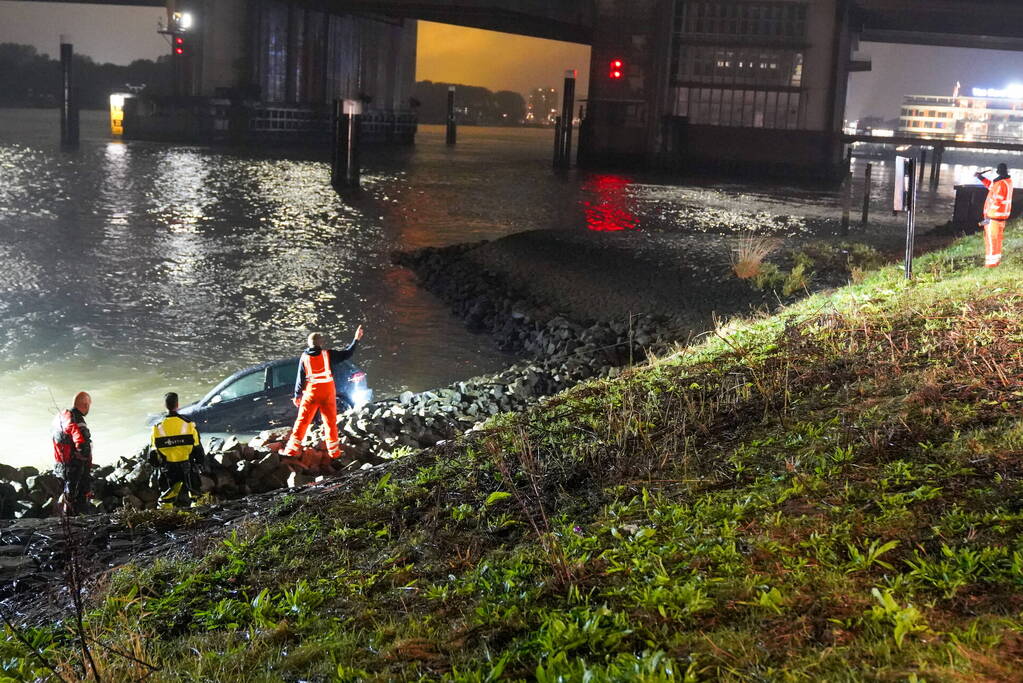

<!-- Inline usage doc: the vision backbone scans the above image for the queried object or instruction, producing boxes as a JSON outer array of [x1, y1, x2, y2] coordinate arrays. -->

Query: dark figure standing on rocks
[[150, 392, 205, 509], [283, 326, 364, 460], [51, 391, 93, 516]]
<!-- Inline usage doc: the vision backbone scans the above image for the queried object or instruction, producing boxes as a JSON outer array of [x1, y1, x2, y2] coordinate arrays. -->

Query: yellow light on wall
[[109, 93, 128, 136]]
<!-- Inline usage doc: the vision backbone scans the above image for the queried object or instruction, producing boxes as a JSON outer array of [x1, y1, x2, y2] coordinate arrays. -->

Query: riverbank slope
[[6, 230, 1023, 680]]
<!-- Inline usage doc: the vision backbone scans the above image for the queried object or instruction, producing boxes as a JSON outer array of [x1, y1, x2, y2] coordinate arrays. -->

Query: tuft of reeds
[[730, 233, 779, 280]]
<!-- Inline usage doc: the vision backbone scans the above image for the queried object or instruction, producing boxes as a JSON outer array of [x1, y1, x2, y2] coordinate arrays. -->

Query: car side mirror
[[210, 395, 223, 405]]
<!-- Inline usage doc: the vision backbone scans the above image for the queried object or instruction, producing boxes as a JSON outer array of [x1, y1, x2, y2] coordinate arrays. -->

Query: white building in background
[[900, 85, 1023, 142]]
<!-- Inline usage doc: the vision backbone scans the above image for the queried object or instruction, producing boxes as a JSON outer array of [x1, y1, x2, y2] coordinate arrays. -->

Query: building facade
[[900, 89, 1023, 143]]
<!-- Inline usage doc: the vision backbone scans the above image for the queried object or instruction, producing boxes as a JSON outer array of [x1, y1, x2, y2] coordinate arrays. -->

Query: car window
[[214, 370, 265, 402], [270, 362, 298, 389]]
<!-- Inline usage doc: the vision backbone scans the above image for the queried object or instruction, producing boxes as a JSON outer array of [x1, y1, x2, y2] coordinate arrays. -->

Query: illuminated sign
[[973, 85, 1023, 99]]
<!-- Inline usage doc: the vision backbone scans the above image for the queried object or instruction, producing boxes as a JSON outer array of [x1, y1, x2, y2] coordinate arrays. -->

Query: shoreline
[[0, 225, 930, 522], [0, 224, 948, 611]]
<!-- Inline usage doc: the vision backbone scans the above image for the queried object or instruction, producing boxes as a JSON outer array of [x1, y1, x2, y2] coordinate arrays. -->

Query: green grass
[[7, 230, 1023, 681]]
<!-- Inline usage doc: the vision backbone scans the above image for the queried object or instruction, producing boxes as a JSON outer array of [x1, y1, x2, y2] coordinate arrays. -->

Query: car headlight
[[350, 388, 371, 409]]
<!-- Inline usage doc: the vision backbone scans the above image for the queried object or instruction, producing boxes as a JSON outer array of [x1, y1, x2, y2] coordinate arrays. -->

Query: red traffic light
[[609, 59, 624, 80], [174, 35, 185, 55]]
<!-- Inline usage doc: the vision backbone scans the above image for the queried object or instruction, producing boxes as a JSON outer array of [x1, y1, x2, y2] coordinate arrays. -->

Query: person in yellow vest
[[150, 392, 204, 509], [975, 163, 1013, 268]]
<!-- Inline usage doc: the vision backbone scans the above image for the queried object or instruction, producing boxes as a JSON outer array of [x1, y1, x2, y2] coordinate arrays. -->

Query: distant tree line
[[0, 43, 169, 110], [412, 81, 526, 126]]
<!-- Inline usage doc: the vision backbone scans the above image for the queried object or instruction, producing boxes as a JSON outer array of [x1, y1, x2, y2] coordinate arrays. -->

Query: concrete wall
[[194, 0, 250, 97], [170, 0, 416, 111]]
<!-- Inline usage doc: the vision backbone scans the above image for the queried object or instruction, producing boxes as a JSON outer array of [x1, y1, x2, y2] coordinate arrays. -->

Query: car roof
[[200, 356, 362, 404]]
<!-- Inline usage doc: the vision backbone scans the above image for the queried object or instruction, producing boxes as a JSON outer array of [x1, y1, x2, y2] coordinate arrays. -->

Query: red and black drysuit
[[51, 407, 92, 515]]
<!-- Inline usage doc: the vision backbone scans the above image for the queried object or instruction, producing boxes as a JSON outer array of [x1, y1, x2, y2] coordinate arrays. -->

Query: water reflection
[[582, 175, 639, 232]]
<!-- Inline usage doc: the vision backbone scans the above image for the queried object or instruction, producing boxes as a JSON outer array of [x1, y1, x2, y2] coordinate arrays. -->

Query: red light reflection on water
[[580, 174, 638, 231]]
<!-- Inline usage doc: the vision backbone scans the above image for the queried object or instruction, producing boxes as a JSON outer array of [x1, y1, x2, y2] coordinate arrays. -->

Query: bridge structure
[[12, 0, 1023, 175]]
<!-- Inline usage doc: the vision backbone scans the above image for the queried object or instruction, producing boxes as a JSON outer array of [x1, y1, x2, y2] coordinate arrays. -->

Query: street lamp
[[172, 11, 193, 32]]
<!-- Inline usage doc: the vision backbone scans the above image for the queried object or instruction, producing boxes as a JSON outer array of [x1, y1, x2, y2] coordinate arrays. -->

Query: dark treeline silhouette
[[0, 43, 169, 109], [412, 80, 526, 126]]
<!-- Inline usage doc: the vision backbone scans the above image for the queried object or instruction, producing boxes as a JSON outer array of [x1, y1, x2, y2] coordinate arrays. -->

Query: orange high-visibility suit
[[980, 171, 1013, 267], [283, 346, 351, 459]]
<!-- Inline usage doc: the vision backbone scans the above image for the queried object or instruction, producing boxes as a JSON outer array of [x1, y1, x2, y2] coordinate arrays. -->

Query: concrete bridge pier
[[580, 0, 855, 180]]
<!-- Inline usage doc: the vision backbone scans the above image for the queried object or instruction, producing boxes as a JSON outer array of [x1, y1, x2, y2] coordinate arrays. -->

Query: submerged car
[[177, 357, 372, 433]]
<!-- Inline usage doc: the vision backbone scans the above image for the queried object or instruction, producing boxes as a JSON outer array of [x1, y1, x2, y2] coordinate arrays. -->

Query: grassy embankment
[[6, 230, 1023, 681]]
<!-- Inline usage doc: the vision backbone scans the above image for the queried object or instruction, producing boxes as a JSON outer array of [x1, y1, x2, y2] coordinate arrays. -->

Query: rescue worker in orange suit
[[975, 163, 1013, 268], [51, 391, 93, 516], [283, 325, 364, 459], [150, 392, 205, 509]]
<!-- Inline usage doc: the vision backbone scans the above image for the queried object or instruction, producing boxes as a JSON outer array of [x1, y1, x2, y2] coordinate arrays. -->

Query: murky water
[[0, 109, 1002, 468]]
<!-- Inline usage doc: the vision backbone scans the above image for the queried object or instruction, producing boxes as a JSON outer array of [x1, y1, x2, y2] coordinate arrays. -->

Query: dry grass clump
[[731, 233, 779, 280]]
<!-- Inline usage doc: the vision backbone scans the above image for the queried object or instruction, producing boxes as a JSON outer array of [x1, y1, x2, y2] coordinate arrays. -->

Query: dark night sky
[[4, 1, 1023, 121]]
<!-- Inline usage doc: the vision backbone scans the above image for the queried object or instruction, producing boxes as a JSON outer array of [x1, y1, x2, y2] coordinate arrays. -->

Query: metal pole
[[931, 145, 944, 190], [446, 85, 457, 146], [345, 112, 361, 188], [332, 100, 361, 190], [556, 69, 577, 169], [861, 163, 872, 226], [841, 166, 852, 235], [917, 149, 927, 188], [553, 115, 563, 167], [331, 99, 343, 187], [60, 36, 78, 147], [905, 158, 918, 280]]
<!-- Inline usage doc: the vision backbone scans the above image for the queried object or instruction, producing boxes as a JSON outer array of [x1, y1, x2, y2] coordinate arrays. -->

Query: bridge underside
[[12, 0, 165, 6], [321, 1, 593, 43], [857, 0, 1023, 51], [11, 0, 595, 42]]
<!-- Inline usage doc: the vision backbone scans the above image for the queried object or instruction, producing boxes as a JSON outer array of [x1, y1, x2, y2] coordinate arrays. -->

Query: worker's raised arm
[[330, 325, 364, 362]]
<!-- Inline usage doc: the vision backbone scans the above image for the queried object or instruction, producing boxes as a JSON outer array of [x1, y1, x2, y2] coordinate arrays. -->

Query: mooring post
[[555, 69, 577, 169], [446, 85, 457, 146], [918, 148, 928, 188], [552, 116, 563, 167], [841, 167, 852, 236], [931, 144, 944, 190], [332, 99, 361, 190], [60, 35, 78, 147], [840, 150, 853, 235], [861, 163, 872, 226]]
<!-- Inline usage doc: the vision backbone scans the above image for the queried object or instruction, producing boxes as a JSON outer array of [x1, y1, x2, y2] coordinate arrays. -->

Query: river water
[[0, 109, 1006, 468]]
